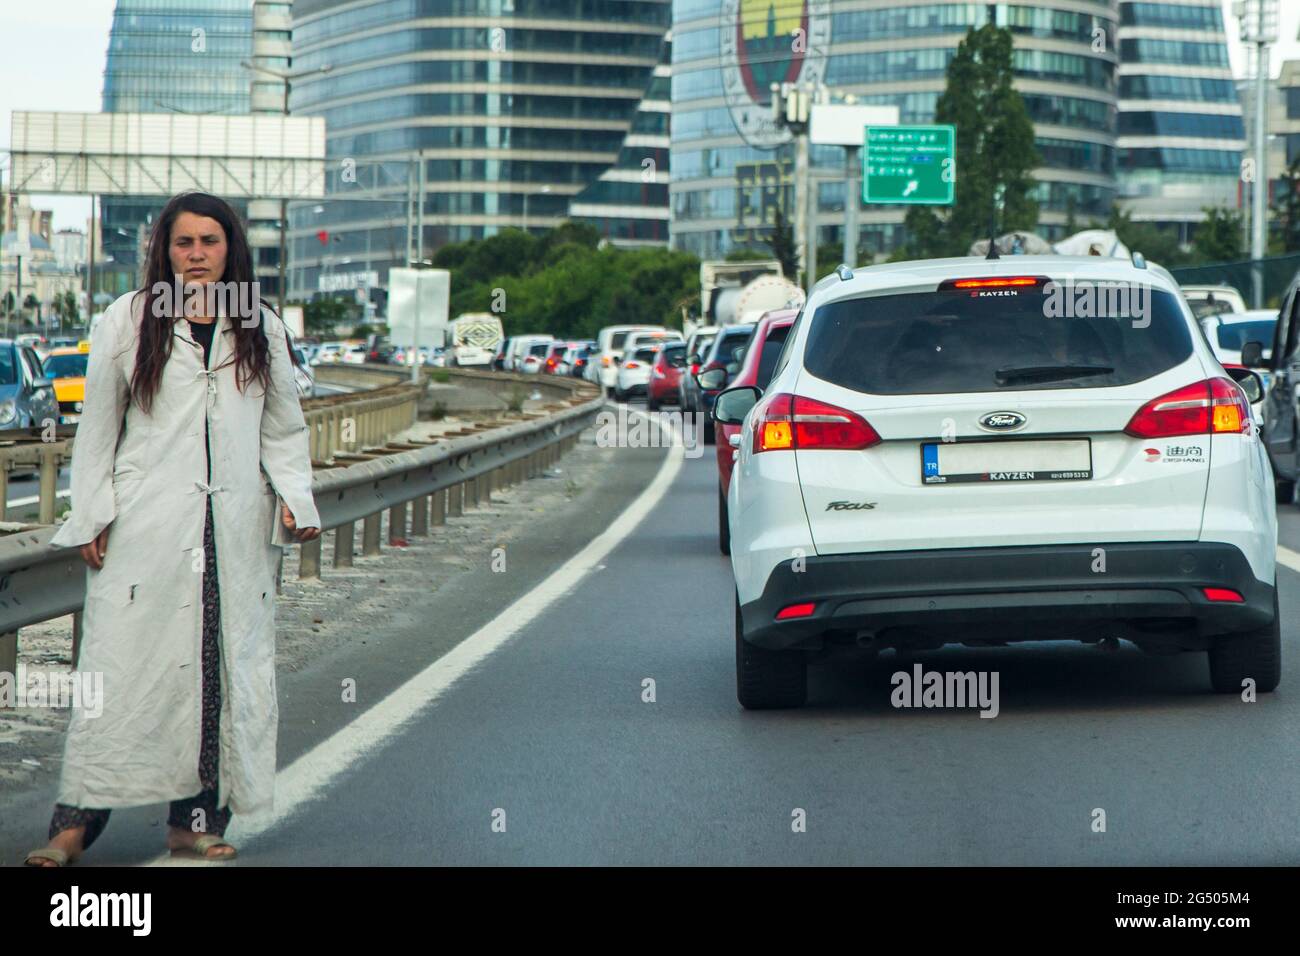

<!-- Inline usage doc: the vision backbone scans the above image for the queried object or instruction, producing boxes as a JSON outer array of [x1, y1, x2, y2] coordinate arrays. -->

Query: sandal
[[169, 834, 237, 861], [25, 848, 70, 867]]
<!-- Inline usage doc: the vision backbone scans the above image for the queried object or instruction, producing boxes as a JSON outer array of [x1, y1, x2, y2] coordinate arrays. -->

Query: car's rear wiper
[[994, 364, 1114, 386]]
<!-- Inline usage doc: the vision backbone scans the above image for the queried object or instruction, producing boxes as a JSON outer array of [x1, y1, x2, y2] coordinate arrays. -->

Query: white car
[[505, 334, 554, 372], [519, 339, 553, 374], [291, 346, 315, 397], [1200, 309, 1276, 368], [715, 255, 1279, 708], [340, 344, 367, 364], [313, 342, 347, 365], [1182, 284, 1247, 319], [593, 324, 666, 391], [613, 345, 660, 401]]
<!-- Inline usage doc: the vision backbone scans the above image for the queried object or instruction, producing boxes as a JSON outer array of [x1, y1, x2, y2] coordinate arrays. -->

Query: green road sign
[[864, 125, 955, 205]]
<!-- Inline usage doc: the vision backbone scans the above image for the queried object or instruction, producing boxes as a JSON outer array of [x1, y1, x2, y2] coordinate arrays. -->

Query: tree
[[900, 24, 1041, 259], [1107, 207, 1187, 269], [1271, 154, 1300, 254], [725, 246, 770, 261], [1192, 207, 1244, 264], [764, 206, 798, 279]]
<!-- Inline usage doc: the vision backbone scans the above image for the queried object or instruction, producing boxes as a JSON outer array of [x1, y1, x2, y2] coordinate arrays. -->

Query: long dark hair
[[130, 192, 273, 413]]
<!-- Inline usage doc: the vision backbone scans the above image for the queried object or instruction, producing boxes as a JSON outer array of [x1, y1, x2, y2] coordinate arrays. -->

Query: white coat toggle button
[[194, 480, 225, 496], [195, 368, 218, 395]]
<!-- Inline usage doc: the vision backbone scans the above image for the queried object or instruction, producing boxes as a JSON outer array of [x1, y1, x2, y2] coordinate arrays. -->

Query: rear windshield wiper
[[994, 364, 1114, 386]]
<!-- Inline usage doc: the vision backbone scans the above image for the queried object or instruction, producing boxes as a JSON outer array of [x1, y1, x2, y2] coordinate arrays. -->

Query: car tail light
[[602, 355, 611, 367], [753, 393, 882, 453], [1202, 587, 1244, 603], [625, 361, 640, 369], [775, 602, 817, 621], [1123, 378, 1248, 439]]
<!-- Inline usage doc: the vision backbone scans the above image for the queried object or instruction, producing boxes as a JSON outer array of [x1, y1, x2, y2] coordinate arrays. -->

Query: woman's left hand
[[281, 503, 321, 542]]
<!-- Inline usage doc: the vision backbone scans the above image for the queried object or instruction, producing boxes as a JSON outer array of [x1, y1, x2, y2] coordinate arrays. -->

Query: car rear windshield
[[1216, 320, 1274, 352], [755, 326, 791, 389], [803, 284, 1193, 394], [43, 353, 89, 378], [632, 348, 658, 363], [609, 331, 631, 351], [529, 342, 550, 356], [712, 328, 753, 364]]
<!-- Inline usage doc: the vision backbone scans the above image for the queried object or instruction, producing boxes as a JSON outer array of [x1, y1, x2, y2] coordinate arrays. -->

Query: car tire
[[1208, 583, 1281, 693], [718, 482, 731, 555], [613, 386, 626, 402], [647, 395, 660, 412], [735, 590, 806, 709], [1276, 477, 1296, 505]]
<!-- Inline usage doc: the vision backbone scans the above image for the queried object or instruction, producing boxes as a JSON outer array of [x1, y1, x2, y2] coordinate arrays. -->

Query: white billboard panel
[[388, 268, 451, 350], [8, 111, 326, 199]]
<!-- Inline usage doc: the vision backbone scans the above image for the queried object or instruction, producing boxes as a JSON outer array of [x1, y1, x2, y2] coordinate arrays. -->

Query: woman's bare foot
[[166, 826, 236, 860], [26, 826, 86, 867]]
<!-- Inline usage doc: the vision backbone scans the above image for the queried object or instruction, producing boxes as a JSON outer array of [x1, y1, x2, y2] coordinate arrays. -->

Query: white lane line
[[1276, 545, 1300, 576], [148, 406, 683, 864], [7, 489, 70, 508]]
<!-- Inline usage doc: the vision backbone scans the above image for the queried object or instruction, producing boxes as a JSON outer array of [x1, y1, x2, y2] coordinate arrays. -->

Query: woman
[[26, 192, 321, 866]]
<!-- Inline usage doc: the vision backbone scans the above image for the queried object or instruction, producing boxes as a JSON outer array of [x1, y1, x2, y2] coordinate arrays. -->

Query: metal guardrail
[[0, 365, 603, 678]]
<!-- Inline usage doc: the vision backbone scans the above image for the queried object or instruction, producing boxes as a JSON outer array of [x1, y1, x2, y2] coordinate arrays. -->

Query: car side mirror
[[696, 367, 728, 390], [1223, 366, 1264, 404], [1240, 340, 1265, 368], [32, 377, 53, 389], [713, 385, 761, 425]]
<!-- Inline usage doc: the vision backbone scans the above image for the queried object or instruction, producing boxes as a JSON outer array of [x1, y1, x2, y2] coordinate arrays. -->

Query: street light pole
[[1237, 0, 1277, 308], [242, 60, 332, 312]]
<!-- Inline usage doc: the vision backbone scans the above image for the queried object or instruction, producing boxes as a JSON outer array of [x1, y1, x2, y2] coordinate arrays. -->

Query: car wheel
[[703, 423, 715, 445], [735, 590, 806, 709], [647, 394, 660, 412], [613, 386, 626, 402], [1208, 583, 1281, 693], [1276, 477, 1296, 505], [718, 482, 731, 555]]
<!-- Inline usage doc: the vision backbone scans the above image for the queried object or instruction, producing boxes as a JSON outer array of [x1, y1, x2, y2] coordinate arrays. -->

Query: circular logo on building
[[719, 0, 831, 149]]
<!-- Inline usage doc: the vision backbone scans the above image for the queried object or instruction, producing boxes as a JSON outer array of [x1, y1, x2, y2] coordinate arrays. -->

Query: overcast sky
[[2, 1, 1299, 233]]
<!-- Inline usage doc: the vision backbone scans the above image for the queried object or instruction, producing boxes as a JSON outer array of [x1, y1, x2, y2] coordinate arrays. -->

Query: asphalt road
[[4, 398, 1297, 865]]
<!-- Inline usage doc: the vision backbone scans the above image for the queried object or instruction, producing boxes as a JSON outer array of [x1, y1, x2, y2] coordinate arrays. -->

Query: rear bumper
[[740, 542, 1275, 650]]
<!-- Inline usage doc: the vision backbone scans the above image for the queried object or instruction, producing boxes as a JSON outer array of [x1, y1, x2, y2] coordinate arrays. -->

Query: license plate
[[921, 439, 1092, 484]]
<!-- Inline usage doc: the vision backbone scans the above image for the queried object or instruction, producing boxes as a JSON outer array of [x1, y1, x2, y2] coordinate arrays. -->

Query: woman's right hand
[[80, 526, 111, 570]]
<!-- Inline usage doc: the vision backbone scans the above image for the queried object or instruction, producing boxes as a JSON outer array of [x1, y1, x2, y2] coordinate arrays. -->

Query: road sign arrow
[[902, 180, 919, 197]]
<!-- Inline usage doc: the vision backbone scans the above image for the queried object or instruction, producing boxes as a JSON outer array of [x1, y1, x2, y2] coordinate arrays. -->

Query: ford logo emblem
[[979, 411, 1026, 430]]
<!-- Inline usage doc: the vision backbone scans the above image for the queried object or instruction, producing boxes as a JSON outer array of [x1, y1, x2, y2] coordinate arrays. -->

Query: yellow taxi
[[42, 340, 91, 423]]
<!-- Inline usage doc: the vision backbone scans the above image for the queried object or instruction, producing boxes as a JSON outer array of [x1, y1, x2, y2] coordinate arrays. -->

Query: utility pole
[[1236, 0, 1278, 308], [771, 82, 815, 296]]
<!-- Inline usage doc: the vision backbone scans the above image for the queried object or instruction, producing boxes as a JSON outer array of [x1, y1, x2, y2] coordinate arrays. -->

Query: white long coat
[[49, 289, 320, 815]]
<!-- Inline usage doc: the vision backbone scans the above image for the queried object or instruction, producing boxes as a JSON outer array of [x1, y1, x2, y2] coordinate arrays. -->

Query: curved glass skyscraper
[[1116, 1, 1244, 239], [671, 0, 1121, 259], [101, 0, 253, 279], [288, 0, 672, 298]]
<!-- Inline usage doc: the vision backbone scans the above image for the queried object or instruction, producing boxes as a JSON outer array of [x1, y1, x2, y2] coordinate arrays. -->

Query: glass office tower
[[671, 1, 1120, 260], [1116, 1, 1245, 241], [287, 0, 673, 298], [101, 0, 253, 284]]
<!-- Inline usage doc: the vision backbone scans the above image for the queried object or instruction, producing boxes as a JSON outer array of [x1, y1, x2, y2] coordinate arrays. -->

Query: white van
[[449, 313, 504, 367], [593, 325, 666, 390]]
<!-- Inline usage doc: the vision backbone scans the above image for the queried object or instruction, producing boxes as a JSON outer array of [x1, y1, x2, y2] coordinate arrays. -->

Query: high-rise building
[[671, 1, 1120, 261], [286, 0, 672, 300], [1116, 1, 1245, 241], [100, 0, 253, 288], [247, 1, 297, 303], [569, 34, 673, 246]]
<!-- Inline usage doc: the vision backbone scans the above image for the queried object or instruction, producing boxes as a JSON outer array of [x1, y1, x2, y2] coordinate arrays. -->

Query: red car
[[712, 308, 799, 554], [647, 341, 687, 411]]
